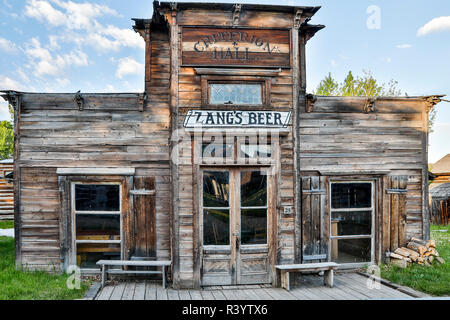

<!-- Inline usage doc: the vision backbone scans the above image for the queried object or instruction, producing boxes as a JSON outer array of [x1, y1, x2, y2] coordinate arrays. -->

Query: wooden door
[[200, 169, 272, 286]]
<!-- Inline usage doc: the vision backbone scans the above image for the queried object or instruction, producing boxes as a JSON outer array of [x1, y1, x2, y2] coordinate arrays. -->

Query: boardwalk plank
[[122, 282, 136, 300], [156, 284, 168, 300], [219, 289, 238, 300], [145, 282, 157, 300], [211, 290, 227, 300], [109, 283, 126, 300], [134, 281, 146, 300], [200, 290, 215, 300], [96, 285, 114, 300], [167, 288, 180, 300], [250, 288, 274, 300], [178, 290, 192, 300], [188, 290, 203, 300]]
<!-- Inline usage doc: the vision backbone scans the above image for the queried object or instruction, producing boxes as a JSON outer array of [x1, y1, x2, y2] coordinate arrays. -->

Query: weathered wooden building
[[0, 159, 14, 220], [0, 1, 443, 288]]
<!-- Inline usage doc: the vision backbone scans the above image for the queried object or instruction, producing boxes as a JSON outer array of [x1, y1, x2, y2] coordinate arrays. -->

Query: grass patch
[[0, 236, 91, 300], [380, 224, 450, 296], [0, 220, 13, 229]]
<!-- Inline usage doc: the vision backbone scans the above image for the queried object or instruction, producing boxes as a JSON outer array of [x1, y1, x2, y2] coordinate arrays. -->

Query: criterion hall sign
[[182, 27, 290, 67], [183, 110, 291, 128]]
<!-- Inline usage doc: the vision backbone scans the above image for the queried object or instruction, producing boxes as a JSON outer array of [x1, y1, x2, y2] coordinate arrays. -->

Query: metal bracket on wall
[[232, 4, 242, 26], [73, 91, 84, 111]]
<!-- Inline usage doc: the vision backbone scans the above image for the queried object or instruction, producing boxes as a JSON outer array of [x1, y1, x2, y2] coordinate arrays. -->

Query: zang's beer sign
[[183, 110, 291, 128], [182, 27, 290, 67]]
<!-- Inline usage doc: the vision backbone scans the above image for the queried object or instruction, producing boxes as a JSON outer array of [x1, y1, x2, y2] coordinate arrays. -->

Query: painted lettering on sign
[[183, 110, 291, 128], [182, 28, 290, 67]]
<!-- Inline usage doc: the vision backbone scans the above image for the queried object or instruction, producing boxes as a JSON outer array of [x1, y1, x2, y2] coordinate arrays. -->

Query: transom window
[[330, 181, 374, 264], [209, 83, 262, 105], [72, 183, 122, 269], [198, 137, 273, 165]]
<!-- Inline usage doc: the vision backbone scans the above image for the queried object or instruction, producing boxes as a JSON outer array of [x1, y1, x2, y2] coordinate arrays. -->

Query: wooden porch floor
[[95, 272, 414, 300]]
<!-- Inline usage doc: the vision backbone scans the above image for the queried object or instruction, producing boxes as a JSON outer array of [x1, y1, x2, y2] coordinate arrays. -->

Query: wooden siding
[[15, 30, 171, 271], [0, 160, 13, 220], [299, 96, 429, 250]]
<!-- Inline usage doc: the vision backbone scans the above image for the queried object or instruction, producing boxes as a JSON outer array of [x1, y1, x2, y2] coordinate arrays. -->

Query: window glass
[[203, 171, 229, 207], [241, 208, 267, 245], [241, 171, 267, 207], [240, 144, 271, 159], [203, 209, 230, 245], [330, 238, 371, 263], [331, 183, 371, 209], [209, 83, 262, 105], [331, 211, 372, 236], [75, 214, 120, 240], [75, 184, 120, 211], [76, 243, 121, 269], [202, 143, 233, 159]]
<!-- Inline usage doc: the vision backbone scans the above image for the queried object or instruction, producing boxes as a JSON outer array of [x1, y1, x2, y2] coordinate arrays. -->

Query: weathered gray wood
[[96, 284, 115, 300], [56, 167, 135, 175], [109, 282, 126, 300], [122, 282, 136, 300], [133, 281, 146, 300], [145, 282, 157, 300], [275, 262, 338, 270], [97, 260, 171, 266]]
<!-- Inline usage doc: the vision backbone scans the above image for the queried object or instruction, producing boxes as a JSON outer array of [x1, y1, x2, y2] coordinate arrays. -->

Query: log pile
[[389, 237, 445, 268]]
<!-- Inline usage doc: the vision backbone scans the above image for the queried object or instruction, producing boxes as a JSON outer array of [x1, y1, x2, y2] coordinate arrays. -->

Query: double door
[[201, 168, 272, 285]]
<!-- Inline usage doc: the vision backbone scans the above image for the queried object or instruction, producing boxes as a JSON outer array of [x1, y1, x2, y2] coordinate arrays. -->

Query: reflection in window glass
[[210, 83, 262, 105], [75, 214, 120, 240], [331, 183, 371, 209], [76, 243, 121, 269], [241, 208, 267, 245], [331, 211, 372, 236], [203, 171, 229, 207], [75, 184, 120, 211], [240, 144, 271, 159], [241, 171, 267, 207], [203, 209, 230, 245], [202, 143, 233, 159], [330, 238, 371, 263]]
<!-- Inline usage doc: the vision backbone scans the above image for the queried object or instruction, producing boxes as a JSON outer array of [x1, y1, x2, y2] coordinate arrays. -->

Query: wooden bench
[[275, 262, 339, 291], [96, 260, 171, 288]]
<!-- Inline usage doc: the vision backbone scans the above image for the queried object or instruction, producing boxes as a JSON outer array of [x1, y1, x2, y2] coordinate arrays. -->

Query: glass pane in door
[[203, 171, 230, 245], [240, 171, 267, 245], [241, 208, 267, 245], [240, 171, 267, 207]]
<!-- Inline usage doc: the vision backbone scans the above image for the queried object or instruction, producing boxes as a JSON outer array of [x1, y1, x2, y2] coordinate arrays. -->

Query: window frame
[[328, 180, 375, 266], [201, 75, 271, 108], [71, 181, 123, 272]]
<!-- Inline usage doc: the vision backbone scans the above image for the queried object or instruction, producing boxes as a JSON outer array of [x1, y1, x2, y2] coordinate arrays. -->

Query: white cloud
[[25, 38, 89, 77], [115, 57, 144, 79], [0, 101, 11, 122], [417, 16, 450, 36], [24, 0, 141, 52], [24, 0, 67, 27], [0, 37, 18, 54], [0, 75, 25, 91], [396, 44, 412, 49]]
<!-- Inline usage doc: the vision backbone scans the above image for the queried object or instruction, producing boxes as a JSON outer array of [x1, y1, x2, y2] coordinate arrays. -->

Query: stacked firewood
[[389, 237, 445, 268]]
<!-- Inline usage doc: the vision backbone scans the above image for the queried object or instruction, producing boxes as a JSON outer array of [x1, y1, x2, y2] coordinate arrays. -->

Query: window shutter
[[383, 175, 408, 254], [301, 176, 328, 262]]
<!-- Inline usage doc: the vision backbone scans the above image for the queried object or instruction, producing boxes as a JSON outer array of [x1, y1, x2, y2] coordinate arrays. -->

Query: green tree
[[316, 72, 339, 95], [314, 70, 435, 132], [0, 120, 13, 159]]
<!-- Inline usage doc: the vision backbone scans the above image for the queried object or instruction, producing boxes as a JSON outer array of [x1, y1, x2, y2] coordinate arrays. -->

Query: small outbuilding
[[430, 183, 450, 225]]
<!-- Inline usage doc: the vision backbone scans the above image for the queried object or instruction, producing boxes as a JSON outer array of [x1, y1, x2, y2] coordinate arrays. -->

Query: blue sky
[[0, 0, 449, 163]]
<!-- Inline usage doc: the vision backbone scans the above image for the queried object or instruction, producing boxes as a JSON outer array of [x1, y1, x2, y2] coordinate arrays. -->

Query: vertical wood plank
[[301, 177, 311, 260], [398, 176, 407, 247], [382, 176, 391, 258], [390, 176, 399, 251], [311, 176, 320, 258]]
